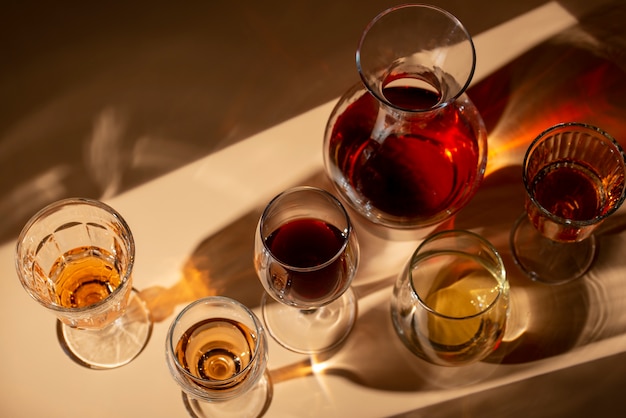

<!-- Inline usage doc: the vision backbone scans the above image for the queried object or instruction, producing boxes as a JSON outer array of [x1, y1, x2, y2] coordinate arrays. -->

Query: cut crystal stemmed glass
[[15, 197, 152, 369]]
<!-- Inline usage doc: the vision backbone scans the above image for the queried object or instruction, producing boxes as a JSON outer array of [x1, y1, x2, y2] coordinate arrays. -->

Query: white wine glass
[[165, 296, 271, 418], [254, 186, 360, 354], [391, 230, 509, 366], [15, 197, 153, 369]]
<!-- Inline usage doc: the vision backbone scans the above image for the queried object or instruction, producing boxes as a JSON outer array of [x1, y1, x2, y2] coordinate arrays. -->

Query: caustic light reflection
[[469, 23, 626, 175]]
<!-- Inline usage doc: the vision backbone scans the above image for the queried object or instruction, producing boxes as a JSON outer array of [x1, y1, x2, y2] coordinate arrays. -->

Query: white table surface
[[2, 2, 626, 417]]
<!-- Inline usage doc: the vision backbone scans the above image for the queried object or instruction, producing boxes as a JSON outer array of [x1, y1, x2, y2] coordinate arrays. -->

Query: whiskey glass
[[391, 230, 509, 366], [15, 197, 152, 369], [254, 186, 360, 354], [165, 296, 271, 418], [510, 122, 626, 284]]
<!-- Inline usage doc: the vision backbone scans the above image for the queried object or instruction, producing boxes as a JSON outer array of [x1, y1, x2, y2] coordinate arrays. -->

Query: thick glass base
[[510, 214, 596, 284], [261, 288, 358, 354], [182, 372, 273, 418], [56, 289, 153, 369]]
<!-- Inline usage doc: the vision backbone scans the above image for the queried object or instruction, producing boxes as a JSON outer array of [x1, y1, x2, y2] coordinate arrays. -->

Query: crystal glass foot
[[15, 198, 152, 369], [323, 4, 487, 229], [166, 297, 271, 418], [254, 186, 360, 354], [391, 230, 509, 366], [510, 123, 626, 284], [260, 287, 357, 354]]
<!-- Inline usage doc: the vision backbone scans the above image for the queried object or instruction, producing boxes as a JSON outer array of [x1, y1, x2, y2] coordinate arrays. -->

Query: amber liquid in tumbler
[[175, 318, 256, 388], [530, 160, 606, 240], [265, 218, 347, 303], [328, 84, 481, 219], [50, 246, 122, 309]]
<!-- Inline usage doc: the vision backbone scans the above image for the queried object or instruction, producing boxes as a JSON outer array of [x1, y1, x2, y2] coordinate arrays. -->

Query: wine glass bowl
[[511, 122, 626, 284], [323, 3, 487, 229], [165, 296, 271, 418], [15, 197, 152, 369], [254, 186, 359, 353], [391, 230, 509, 367]]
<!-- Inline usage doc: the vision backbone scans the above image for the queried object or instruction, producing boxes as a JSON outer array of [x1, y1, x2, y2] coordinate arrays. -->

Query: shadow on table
[[139, 162, 626, 394], [138, 208, 265, 323], [139, 0, 626, 393], [269, 163, 626, 393]]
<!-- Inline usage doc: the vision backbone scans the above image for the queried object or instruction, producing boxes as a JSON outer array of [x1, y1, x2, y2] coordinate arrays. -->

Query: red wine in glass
[[528, 160, 606, 242], [327, 83, 483, 223], [511, 122, 626, 284], [265, 218, 348, 303], [254, 186, 359, 353]]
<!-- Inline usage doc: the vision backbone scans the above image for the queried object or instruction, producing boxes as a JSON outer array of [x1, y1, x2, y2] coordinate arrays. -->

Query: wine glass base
[[261, 287, 358, 354], [182, 371, 273, 418], [56, 289, 153, 369], [510, 214, 596, 284]]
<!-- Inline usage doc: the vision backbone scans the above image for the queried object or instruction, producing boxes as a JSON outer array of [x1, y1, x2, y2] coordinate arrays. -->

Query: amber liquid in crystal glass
[[175, 318, 255, 386], [16, 198, 153, 369], [50, 247, 122, 309], [165, 297, 271, 418]]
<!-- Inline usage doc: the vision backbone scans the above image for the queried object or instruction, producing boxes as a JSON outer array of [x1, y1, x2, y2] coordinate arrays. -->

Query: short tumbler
[[391, 230, 509, 366]]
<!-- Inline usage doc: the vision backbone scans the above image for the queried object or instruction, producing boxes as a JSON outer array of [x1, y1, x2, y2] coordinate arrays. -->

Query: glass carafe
[[324, 4, 488, 229]]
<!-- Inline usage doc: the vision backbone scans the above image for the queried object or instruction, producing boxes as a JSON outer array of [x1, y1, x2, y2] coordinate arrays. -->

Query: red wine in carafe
[[328, 85, 481, 221]]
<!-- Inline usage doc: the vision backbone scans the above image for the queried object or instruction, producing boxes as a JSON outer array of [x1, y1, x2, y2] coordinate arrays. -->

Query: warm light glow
[[311, 360, 329, 374], [469, 26, 626, 180]]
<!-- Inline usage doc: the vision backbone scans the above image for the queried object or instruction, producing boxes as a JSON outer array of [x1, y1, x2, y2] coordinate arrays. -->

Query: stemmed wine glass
[[510, 122, 626, 284], [254, 186, 360, 354], [165, 296, 271, 418], [15, 197, 152, 369]]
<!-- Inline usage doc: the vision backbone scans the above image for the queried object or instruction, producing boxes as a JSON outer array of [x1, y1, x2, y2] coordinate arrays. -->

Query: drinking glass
[[391, 230, 509, 366], [323, 4, 487, 229], [254, 186, 360, 354], [15, 197, 152, 369], [510, 122, 626, 284], [165, 296, 271, 418]]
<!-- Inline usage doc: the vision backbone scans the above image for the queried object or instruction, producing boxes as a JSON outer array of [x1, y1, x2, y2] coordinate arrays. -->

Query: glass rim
[[15, 197, 135, 314], [259, 186, 352, 272], [409, 229, 507, 320], [356, 2, 476, 113], [166, 296, 265, 387], [523, 122, 626, 227]]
